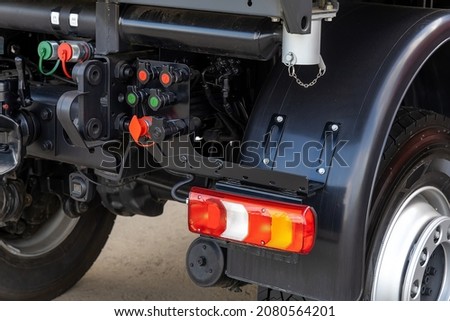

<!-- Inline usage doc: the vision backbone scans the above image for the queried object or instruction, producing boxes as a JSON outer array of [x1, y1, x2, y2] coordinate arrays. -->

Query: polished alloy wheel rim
[[372, 186, 450, 300]]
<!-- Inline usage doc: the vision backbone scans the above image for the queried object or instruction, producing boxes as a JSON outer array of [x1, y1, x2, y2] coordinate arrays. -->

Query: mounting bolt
[[317, 168, 326, 175], [40, 108, 52, 121], [331, 124, 339, 132], [326, 2, 334, 10], [180, 155, 187, 163], [263, 158, 270, 165], [42, 140, 54, 151], [285, 52, 294, 63], [276, 115, 284, 123], [24, 194, 33, 207], [197, 256, 207, 267], [215, 160, 223, 169], [427, 267, 437, 276], [78, 202, 89, 213], [422, 287, 433, 296]]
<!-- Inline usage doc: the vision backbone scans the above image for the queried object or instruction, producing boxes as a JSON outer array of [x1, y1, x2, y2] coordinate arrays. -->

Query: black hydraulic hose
[[135, 176, 188, 198]]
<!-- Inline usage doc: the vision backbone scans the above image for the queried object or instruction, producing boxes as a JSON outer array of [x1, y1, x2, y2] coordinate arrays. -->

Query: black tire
[[257, 286, 306, 301], [365, 107, 450, 300], [0, 203, 115, 300]]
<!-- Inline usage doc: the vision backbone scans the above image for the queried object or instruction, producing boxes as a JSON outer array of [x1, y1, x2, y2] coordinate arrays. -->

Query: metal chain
[[284, 53, 326, 88]]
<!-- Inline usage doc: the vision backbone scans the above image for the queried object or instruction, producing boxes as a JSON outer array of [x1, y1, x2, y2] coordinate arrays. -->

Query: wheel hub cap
[[402, 216, 450, 300]]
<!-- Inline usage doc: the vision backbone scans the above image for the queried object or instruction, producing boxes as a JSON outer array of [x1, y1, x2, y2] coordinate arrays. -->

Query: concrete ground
[[58, 201, 256, 301]]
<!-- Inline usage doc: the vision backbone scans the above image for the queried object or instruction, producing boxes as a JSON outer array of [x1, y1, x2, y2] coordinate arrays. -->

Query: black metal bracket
[[73, 60, 109, 141], [280, 0, 312, 34], [56, 90, 88, 148], [147, 135, 320, 196], [306, 121, 342, 183], [262, 113, 286, 168], [96, 1, 121, 55]]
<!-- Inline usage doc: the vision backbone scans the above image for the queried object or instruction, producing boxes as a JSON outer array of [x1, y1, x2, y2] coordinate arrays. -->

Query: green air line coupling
[[127, 92, 138, 106], [37, 41, 59, 61], [149, 96, 160, 110]]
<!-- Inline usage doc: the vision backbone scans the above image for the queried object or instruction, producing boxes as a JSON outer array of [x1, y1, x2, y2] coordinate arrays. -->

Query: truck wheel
[[0, 197, 115, 300], [257, 287, 306, 301], [367, 108, 450, 300]]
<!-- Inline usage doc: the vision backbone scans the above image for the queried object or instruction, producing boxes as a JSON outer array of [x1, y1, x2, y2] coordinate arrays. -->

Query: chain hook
[[284, 52, 326, 88]]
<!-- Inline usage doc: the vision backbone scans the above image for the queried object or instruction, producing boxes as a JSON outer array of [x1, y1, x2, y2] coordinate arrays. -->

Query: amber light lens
[[188, 187, 316, 254]]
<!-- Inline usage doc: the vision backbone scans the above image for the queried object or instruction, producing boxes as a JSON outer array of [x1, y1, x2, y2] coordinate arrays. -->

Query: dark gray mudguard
[[230, 4, 450, 300]]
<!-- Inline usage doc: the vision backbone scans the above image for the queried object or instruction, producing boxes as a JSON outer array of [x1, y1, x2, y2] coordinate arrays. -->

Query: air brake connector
[[128, 115, 188, 145]]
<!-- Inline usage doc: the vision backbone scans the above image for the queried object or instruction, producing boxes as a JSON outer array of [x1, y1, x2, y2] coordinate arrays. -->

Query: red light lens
[[245, 211, 272, 245], [188, 187, 316, 254], [189, 197, 226, 237]]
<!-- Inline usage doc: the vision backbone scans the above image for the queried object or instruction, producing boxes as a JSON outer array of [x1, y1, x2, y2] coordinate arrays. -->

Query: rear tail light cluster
[[188, 187, 316, 254]]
